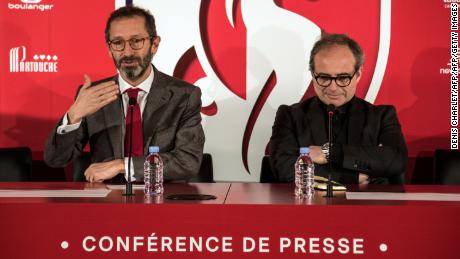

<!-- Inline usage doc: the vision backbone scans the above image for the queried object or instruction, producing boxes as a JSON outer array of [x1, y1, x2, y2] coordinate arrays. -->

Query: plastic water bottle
[[295, 147, 315, 197], [144, 146, 164, 195]]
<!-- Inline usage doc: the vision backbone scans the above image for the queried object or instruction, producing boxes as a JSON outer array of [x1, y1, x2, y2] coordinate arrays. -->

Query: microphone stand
[[123, 97, 137, 196], [325, 104, 335, 198]]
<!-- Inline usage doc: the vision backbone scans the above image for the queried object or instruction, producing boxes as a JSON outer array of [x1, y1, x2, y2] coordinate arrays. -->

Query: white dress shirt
[[57, 66, 155, 181]]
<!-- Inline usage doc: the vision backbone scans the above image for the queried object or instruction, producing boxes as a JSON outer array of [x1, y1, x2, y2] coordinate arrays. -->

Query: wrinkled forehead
[[109, 16, 148, 39], [313, 45, 357, 74]]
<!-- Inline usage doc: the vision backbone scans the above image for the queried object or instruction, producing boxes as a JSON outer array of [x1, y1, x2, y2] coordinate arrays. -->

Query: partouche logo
[[8, 0, 54, 12], [9, 46, 58, 73]]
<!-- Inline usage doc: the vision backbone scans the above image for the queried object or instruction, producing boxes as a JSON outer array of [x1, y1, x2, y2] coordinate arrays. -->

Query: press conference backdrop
[[0, 0, 452, 182]]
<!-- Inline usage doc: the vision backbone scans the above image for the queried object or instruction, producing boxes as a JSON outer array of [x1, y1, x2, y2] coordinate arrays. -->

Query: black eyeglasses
[[312, 71, 357, 87], [107, 36, 154, 51]]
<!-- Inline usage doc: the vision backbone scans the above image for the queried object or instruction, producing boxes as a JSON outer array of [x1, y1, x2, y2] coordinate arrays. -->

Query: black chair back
[[0, 147, 32, 181], [188, 153, 214, 183], [434, 149, 460, 184], [73, 152, 91, 182], [260, 155, 278, 183]]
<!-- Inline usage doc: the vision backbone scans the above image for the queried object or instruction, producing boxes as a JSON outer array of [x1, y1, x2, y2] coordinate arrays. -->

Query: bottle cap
[[299, 147, 309, 154], [149, 146, 160, 153]]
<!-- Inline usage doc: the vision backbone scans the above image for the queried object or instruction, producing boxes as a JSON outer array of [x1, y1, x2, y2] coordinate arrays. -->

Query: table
[[0, 182, 459, 259]]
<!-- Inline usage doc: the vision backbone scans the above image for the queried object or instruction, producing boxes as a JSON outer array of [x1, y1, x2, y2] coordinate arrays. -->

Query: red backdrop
[[0, 0, 453, 182]]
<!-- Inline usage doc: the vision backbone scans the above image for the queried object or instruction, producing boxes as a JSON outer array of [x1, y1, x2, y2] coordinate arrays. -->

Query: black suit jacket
[[44, 67, 205, 181], [269, 97, 408, 184]]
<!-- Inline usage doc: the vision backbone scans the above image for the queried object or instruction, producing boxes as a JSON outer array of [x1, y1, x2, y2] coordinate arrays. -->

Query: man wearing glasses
[[269, 34, 407, 184], [44, 6, 204, 183]]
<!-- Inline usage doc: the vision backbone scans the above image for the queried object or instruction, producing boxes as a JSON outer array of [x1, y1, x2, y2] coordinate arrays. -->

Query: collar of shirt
[[118, 65, 154, 94], [118, 65, 154, 116], [318, 96, 354, 115]]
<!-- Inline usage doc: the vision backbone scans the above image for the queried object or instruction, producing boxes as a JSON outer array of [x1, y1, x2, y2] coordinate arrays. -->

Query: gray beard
[[121, 66, 143, 81], [115, 51, 153, 81]]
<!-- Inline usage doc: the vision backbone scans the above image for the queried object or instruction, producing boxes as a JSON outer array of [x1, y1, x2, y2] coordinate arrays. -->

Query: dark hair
[[309, 33, 364, 72], [105, 6, 157, 43]]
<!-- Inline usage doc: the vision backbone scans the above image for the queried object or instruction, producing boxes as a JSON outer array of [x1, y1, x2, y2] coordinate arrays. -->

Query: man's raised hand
[[68, 74, 119, 124]]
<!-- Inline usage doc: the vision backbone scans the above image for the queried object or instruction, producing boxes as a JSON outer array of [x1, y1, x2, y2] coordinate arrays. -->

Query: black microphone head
[[128, 97, 137, 106], [327, 104, 335, 116]]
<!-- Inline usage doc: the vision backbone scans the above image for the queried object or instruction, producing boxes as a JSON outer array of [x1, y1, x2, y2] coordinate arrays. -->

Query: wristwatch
[[321, 142, 331, 162]]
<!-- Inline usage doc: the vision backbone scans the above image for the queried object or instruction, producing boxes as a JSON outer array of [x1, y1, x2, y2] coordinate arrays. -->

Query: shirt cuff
[[56, 113, 82, 134], [124, 157, 136, 182]]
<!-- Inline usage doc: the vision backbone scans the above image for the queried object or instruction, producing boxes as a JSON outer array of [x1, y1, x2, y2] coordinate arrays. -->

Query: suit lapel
[[304, 97, 328, 145], [103, 76, 124, 159], [142, 67, 172, 153], [347, 97, 365, 145]]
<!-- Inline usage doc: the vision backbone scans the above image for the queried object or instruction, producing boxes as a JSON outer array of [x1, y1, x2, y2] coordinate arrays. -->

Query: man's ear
[[107, 41, 115, 58], [355, 67, 363, 83], [151, 36, 161, 54]]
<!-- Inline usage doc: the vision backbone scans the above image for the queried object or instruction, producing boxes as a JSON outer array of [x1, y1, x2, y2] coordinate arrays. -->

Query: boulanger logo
[[9, 46, 58, 73], [8, 0, 54, 12]]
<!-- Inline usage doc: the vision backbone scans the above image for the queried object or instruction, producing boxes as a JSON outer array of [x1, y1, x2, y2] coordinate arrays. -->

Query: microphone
[[327, 104, 335, 117], [327, 104, 335, 149], [326, 104, 335, 151], [123, 96, 137, 196], [326, 104, 335, 198], [129, 97, 137, 106]]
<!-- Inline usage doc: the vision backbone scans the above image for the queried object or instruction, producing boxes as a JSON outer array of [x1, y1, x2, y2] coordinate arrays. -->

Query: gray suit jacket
[[44, 67, 205, 181]]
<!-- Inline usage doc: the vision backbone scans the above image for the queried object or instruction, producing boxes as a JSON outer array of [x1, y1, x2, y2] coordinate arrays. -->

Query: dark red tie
[[124, 88, 143, 157]]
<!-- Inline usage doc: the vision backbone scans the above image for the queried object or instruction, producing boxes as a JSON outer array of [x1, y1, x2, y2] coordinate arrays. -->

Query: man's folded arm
[[341, 106, 408, 178], [314, 165, 359, 184]]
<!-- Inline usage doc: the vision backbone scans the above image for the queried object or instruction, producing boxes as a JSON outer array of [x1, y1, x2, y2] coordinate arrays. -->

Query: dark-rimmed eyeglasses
[[107, 36, 154, 51], [312, 71, 357, 87]]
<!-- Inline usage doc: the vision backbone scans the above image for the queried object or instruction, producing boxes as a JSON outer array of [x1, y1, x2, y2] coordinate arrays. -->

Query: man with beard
[[44, 6, 204, 182], [269, 34, 407, 185]]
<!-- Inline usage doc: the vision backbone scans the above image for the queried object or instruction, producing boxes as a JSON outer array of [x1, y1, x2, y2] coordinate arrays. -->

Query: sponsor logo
[[441, 62, 452, 74], [9, 46, 58, 73], [7, 0, 54, 12]]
